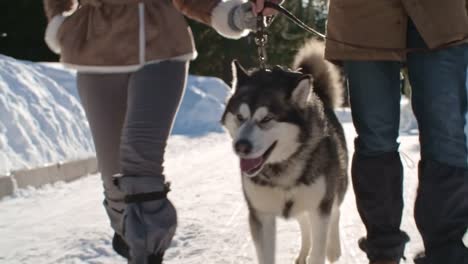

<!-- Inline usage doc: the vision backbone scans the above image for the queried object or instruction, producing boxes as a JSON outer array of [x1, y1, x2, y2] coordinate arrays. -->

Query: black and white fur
[[221, 39, 348, 264]]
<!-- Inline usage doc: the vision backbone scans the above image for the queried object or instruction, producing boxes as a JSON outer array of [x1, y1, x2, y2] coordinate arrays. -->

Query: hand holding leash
[[230, 0, 280, 69], [229, 0, 281, 33], [229, 2, 257, 33], [251, 0, 283, 15]]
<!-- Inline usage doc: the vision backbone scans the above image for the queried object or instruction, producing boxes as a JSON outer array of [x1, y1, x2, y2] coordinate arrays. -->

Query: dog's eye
[[259, 115, 274, 124], [236, 114, 246, 122]]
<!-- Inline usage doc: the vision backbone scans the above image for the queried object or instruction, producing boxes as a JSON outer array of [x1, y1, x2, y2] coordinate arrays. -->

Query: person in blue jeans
[[255, 0, 468, 262], [341, 20, 468, 264], [323, 0, 468, 261]]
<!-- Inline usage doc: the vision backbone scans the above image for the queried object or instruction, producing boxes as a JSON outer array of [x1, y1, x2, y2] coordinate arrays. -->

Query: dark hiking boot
[[358, 236, 408, 264], [412, 241, 468, 264], [415, 160, 468, 263], [352, 152, 409, 261], [112, 233, 165, 263], [112, 233, 130, 259], [148, 252, 164, 264]]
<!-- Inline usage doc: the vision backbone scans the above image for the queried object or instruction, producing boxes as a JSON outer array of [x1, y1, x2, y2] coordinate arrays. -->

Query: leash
[[254, 14, 269, 69], [256, 1, 468, 55]]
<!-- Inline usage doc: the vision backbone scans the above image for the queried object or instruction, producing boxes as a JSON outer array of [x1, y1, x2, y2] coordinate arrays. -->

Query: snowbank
[[0, 55, 231, 174], [0, 55, 94, 174], [173, 76, 230, 135]]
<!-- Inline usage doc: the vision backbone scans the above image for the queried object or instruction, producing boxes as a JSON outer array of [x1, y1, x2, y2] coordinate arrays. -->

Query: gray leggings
[[77, 61, 188, 235]]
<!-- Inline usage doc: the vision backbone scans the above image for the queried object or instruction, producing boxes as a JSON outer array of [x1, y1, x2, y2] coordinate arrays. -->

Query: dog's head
[[221, 60, 316, 177]]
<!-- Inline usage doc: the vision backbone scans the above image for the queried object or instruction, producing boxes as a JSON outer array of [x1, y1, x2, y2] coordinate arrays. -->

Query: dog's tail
[[292, 39, 343, 108]]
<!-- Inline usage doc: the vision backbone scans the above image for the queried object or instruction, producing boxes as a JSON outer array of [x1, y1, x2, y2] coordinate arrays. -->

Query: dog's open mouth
[[240, 141, 277, 177]]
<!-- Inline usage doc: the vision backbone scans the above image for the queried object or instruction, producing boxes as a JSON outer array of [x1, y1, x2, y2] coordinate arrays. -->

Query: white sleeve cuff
[[211, 0, 250, 39], [44, 15, 66, 54]]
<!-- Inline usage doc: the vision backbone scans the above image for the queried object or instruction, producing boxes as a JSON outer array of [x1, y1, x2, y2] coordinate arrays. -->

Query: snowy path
[[0, 110, 424, 264]]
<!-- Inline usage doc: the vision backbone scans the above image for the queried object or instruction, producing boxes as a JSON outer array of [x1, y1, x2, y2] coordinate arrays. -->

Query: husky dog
[[221, 40, 348, 264]]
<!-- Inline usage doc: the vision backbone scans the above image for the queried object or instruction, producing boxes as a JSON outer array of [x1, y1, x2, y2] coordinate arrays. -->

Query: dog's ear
[[231, 60, 249, 93], [291, 75, 313, 108]]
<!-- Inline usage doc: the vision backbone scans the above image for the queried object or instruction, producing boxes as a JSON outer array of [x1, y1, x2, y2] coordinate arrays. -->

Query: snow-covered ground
[[0, 118, 424, 264], [0, 56, 423, 263]]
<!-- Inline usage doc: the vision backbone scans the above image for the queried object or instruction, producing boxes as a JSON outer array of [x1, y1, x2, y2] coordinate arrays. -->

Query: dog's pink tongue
[[240, 157, 263, 173]]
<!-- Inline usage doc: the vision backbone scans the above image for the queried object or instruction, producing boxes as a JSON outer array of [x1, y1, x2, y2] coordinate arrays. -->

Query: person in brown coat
[[42, 0, 260, 263], [253, 0, 468, 263], [324, 0, 468, 264]]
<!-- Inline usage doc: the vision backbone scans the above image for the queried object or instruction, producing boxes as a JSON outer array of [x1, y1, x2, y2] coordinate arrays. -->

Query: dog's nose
[[235, 140, 252, 155]]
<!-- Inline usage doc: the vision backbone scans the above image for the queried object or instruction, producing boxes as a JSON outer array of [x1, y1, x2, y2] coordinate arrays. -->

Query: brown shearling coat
[[324, 0, 468, 61], [43, 0, 224, 71]]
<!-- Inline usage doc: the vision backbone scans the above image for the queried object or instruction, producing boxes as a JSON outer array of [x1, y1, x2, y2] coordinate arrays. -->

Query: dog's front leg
[[307, 210, 330, 264], [295, 213, 312, 264], [249, 211, 276, 264]]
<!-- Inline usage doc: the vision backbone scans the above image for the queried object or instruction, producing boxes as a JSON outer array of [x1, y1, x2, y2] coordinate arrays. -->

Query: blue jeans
[[345, 44, 468, 167], [344, 20, 468, 262]]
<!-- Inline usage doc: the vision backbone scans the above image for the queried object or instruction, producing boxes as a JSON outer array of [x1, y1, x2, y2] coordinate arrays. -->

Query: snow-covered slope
[[172, 76, 230, 135], [0, 55, 93, 174], [0, 55, 230, 174]]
